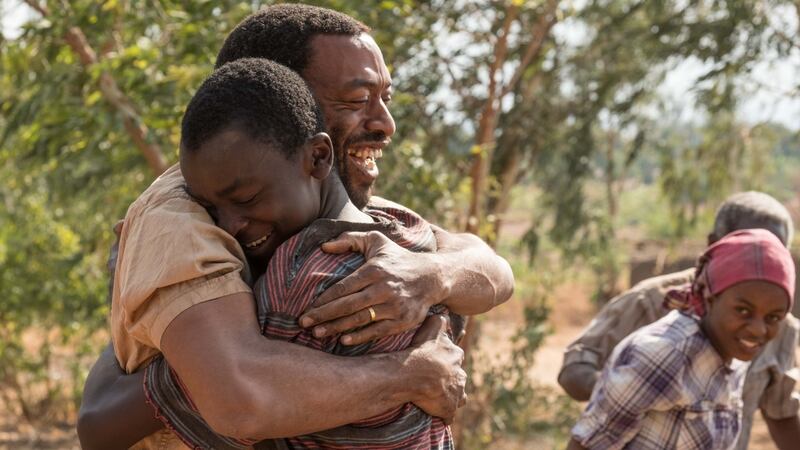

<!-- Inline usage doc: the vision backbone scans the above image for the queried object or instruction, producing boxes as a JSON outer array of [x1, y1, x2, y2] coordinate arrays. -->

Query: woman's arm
[[765, 415, 800, 450], [77, 343, 164, 450]]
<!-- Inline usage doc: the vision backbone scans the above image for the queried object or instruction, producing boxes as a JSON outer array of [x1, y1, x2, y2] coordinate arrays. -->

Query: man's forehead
[[304, 33, 391, 87], [308, 33, 374, 54]]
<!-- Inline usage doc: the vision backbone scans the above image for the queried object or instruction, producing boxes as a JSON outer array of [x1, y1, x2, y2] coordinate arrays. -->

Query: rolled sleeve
[[561, 289, 662, 372], [111, 166, 252, 373], [560, 270, 694, 387], [144, 271, 250, 349]]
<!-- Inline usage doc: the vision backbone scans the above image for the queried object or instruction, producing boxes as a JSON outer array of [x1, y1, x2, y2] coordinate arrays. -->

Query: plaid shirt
[[561, 269, 800, 449], [572, 310, 748, 450]]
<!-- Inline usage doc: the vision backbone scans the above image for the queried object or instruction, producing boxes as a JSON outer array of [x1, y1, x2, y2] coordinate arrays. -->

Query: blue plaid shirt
[[573, 310, 748, 450]]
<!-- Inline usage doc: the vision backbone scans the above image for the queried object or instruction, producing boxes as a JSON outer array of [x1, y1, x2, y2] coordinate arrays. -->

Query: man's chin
[[345, 181, 373, 210], [342, 166, 377, 209]]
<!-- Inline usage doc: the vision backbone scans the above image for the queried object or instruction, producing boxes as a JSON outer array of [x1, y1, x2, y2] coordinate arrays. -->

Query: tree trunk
[[602, 131, 619, 299], [489, 149, 522, 244]]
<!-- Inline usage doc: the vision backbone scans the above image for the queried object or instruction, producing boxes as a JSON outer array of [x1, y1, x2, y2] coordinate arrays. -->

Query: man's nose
[[217, 210, 248, 238], [365, 98, 396, 138]]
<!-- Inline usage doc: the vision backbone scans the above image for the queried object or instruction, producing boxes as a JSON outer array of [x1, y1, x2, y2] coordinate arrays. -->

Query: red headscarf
[[664, 229, 795, 316]]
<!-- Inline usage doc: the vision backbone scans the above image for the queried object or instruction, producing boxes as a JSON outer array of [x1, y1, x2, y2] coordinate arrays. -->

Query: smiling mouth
[[346, 147, 384, 174], [244, 233, 270, 249], [737, 337, 763, 351]]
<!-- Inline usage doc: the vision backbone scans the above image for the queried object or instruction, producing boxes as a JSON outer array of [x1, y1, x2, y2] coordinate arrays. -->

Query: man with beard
[[77, 5, 513, 449]]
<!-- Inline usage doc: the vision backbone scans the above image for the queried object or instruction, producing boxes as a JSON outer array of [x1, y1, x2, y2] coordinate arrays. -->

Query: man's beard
[[330, 127, 388, 210]]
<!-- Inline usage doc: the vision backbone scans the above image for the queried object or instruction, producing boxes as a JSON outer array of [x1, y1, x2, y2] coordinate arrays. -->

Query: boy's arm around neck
[[160, 292, 466, 440]]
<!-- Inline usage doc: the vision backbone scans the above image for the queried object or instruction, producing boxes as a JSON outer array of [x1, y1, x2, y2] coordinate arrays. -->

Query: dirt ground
[[0, 278, 788, 449]]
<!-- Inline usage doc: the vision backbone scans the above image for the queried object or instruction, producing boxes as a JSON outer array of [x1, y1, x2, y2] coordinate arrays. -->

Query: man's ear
[[304, 132, 333, 180]]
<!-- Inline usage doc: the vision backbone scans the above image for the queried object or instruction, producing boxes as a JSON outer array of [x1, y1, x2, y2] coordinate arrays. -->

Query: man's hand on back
[[299, 225, 514, 346], [300, 231, 445, 345], [406, 315, 467, 422]]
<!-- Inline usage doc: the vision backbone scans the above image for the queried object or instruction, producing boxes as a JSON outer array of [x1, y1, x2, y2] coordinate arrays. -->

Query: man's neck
[[318, 175, 372, 223]]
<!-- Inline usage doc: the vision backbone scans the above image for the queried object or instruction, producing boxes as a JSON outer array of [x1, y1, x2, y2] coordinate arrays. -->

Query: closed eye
[[234, 193, 258, 206]]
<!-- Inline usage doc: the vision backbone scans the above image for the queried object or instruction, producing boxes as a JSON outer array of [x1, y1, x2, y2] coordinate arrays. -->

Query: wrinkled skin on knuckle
[[366, 230, 383, 241], [326, 282, 347, 300], [343, 299, 365, 316], [362, 263, 387, 282], [388, 321, 406, 336], [398, 308, 415, 324], [455, 346, 465, 363], [371, 284, 391, 302]]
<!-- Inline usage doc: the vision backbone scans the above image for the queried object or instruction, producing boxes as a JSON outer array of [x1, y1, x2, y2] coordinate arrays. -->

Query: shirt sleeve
[[759, 314, 800, 419], [561, 287, 664, 372], [112, 193, 251, 369], [572, 338, 686, 450]]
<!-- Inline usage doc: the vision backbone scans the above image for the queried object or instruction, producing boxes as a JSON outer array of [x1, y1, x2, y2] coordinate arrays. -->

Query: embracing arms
[[77, 298, 465, 445], [300, 226, 514, 345], [159, 292, 465, 440]]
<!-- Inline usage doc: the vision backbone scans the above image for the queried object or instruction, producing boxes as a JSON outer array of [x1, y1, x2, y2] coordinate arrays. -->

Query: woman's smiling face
[[181, 127, 323, 265], [703, 279, 790, 362]]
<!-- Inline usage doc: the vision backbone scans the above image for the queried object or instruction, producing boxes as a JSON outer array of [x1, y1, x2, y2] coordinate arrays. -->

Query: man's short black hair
[[181, 58, 324, 158], [215, 4, 370, 73]]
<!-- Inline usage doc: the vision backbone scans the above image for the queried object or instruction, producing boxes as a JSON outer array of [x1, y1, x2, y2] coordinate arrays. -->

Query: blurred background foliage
[[1, 0, 799, 448]]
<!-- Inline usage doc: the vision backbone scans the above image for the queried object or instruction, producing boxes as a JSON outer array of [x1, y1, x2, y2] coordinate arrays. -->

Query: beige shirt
[[111, 164, 252, 449], [561, 268, 800, 450]]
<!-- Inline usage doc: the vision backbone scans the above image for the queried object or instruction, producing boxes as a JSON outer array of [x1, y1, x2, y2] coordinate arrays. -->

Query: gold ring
[[367, 306, 377, 322]]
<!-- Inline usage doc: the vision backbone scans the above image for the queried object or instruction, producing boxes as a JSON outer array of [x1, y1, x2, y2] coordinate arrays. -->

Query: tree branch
[[501, 0, 559, 98], [487, 4, 518, 105], [23, 0, 168, 176]]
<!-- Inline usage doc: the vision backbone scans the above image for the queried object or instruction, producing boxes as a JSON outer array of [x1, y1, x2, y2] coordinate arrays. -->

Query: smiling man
[[77, 5, 513, 450], [301, 33, 392, 210]]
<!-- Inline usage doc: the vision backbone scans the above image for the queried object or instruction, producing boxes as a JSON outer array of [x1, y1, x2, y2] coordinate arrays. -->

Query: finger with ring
[[367, 306, 377, 323]]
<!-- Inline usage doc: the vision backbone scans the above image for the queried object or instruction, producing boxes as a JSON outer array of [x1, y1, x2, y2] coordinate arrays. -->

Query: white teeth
[[739, 339, 759, 349], [245, 235, 268, 248], [347, 148, 384, 160]]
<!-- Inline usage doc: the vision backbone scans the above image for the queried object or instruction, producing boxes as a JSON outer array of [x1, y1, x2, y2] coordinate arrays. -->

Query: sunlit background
[[1, 1, 798, 448]]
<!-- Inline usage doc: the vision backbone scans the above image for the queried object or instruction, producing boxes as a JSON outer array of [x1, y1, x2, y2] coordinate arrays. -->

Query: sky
[[3, 0, 799, 130]]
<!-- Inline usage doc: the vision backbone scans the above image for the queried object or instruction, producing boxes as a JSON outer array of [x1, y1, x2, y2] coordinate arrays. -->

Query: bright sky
[[1, 0, 32, 40], [3, 0, 798, 130]]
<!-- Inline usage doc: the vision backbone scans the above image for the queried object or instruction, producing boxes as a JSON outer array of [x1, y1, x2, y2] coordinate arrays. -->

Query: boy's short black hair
[[181, 58, 324, 158], [215, 4, 370, 73]]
